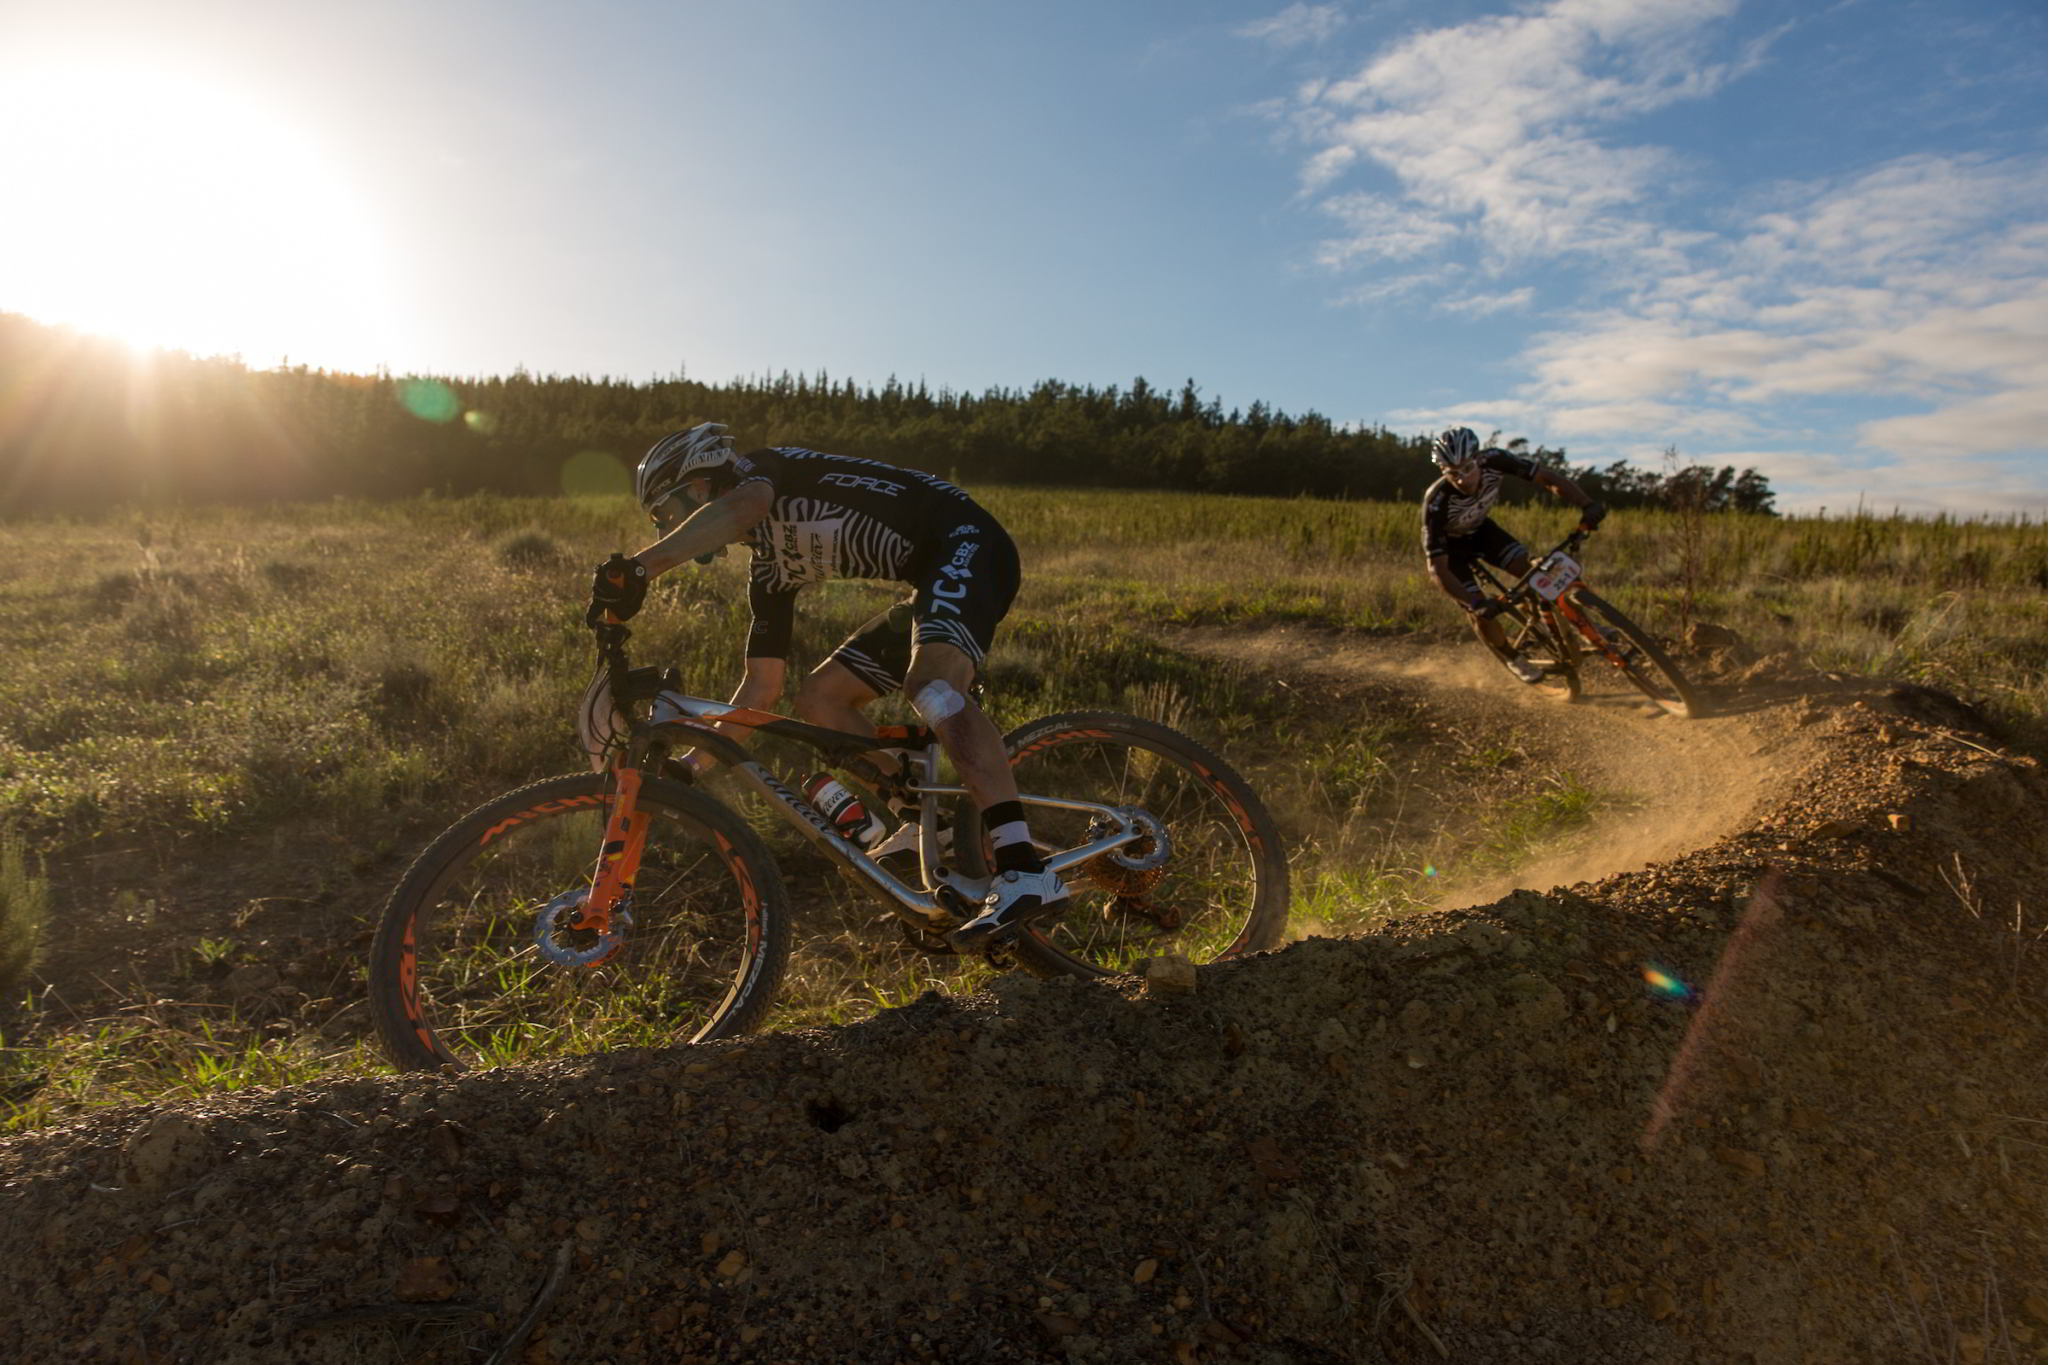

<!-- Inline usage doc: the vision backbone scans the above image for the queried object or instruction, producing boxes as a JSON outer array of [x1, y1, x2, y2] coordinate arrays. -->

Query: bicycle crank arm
[[1037, 808, 1162, 880]]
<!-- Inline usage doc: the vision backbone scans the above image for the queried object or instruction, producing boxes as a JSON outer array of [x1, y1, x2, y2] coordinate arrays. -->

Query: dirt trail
[[1174, 625, 1798, 907], [3, 637, 2045, 1364]]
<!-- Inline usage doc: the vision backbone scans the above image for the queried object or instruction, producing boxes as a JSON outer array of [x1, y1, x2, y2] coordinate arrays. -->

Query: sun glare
[[0, 62, 400, 369]]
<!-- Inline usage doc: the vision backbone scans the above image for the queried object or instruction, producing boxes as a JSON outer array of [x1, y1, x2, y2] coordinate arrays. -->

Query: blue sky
[[2, 0, 2043, 514]]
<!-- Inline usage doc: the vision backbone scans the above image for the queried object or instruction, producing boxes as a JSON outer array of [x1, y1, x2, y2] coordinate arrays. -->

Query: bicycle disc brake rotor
[[1076, 808, 1171, 897], [532, 888, 632, 966]]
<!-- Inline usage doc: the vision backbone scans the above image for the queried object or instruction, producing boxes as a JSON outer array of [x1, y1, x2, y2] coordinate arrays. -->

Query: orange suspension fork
[[1555, 592, 1625, 667], [577, 765, 649, 938]]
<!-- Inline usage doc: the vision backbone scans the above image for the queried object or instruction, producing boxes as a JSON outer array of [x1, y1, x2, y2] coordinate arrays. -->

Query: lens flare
[[398, 378, 460, 423], [561, 449, 631, 497], [1423, 864, 1439, 878], [1641, 964, 1693, 1001]]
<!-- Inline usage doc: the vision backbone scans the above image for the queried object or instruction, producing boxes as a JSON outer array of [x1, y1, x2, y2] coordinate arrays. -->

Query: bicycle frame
[[582, 622, 1159, 939], [1476, 531, 1634, 672]]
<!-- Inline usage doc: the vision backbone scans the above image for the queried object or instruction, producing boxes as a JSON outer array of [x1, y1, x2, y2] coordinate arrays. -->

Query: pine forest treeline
[[0, 313, 1774, 516]]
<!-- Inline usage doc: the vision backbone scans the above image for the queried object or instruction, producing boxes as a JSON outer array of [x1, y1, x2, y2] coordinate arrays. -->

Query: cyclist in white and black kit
[[1422, 427, 1605, 682], [587, 423, 1063, 950]]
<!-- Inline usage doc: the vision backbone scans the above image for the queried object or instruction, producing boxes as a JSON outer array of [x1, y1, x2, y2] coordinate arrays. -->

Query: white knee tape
[[911, 679, 966, 726]]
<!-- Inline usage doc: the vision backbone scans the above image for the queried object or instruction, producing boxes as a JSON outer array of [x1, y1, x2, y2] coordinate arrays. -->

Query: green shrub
[[498, 528, 570, 571]]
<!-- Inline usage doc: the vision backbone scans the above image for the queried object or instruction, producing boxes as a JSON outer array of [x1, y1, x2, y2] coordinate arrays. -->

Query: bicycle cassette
[[533, 888, 632, 966], [1077, 809, 1171, 897]]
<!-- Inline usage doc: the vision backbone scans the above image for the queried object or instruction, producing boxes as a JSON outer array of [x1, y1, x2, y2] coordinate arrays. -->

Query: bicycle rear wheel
[[1561, 589, 1704, 718], [962, 712, 1289, 980], [368, 772, 790, 1071]]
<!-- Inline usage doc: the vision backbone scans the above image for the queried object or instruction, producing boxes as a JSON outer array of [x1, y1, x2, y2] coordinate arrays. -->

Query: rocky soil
[[2, 656, 2044, 1364]]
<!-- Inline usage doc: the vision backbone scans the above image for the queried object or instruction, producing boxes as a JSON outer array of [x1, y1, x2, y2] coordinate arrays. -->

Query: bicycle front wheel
[[965, 712, 1289, 979], [368, 772, 791, 1071], [1563, 589, 1704, 718]]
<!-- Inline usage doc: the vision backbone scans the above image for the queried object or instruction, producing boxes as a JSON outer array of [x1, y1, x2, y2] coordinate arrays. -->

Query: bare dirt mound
[[3, 658, 2045, 1364]]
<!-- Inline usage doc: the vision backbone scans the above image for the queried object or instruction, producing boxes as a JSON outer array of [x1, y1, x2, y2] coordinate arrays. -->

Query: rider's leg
[[1470, 531, 1532, 656], [905, 641, 1066, 946], [901, 642, 1018, 812], [1435, 543, 1512, 654], [1475, 537, 1552, 681], [897, 517, 1067, 943], [793, 659, 880, 732], [813, 602, 918, 788], [1472, 611, 1511, 654], [793, 660, 894, 783]]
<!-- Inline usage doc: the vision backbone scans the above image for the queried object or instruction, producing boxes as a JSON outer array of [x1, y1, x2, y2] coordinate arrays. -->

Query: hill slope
[[2, 662, 2043, 1364]]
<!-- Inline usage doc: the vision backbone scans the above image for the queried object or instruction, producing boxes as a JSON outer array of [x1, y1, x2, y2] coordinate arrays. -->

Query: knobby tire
[[368, 772, 791, 1071], [960, 712, 1289, 980], [1564, 589, 1704, 718]]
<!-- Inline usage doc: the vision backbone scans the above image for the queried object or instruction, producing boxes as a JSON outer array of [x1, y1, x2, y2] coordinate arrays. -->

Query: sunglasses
[[649, 487, 704, 534]]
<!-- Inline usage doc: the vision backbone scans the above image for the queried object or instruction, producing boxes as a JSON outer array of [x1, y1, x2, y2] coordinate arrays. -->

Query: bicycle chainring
[[533, 888, 632, 966]]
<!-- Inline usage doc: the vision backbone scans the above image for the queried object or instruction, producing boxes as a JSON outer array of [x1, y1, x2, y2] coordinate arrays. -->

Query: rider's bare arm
[[1530, 467, 1593, 509], [636, 480, 774, 575], [672, 656, 787, 774], [729, 656, 785, 713]]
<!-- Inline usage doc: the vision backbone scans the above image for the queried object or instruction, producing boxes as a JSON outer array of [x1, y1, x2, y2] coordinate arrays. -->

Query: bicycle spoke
[[990, 714, 1287, 979], [370, 775, 790, 1070]]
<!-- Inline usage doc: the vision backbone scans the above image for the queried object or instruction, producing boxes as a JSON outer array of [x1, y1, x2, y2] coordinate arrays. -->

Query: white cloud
[[1859, 385, 2048, 461], [1291, 0, 1745, 268], [1440, 287, 1534, 316], [1238, 4, 1348, 49], [1521, 159, 2048, 462], [1388, 399, 1550, 431], [1262, 2, 2048, 506], [1748, 446, 2048, 517], [1317, 192, 1460, 264]]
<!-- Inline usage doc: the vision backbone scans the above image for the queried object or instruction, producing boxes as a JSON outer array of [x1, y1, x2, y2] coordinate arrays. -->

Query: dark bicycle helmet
[[1430, 426, 1481, 468], [635, 422, 736, 516]]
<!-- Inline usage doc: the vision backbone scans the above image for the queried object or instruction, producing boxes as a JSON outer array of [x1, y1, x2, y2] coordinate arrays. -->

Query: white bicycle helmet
[[1430, 426, 1481, 468], [635, 422, 736, 516]]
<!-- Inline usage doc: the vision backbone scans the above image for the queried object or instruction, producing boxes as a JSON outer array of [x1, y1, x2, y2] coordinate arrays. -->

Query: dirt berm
[[2, 678, 2044, 1364]]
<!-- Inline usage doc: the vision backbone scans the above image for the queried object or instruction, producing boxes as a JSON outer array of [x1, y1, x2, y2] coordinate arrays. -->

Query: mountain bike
[[1471, 529, 1704, 718], [367, 620, 1289, 1072]]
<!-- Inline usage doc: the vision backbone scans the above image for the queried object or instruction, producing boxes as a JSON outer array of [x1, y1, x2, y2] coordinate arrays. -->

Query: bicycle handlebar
[[1491, 527, 1594, 606]]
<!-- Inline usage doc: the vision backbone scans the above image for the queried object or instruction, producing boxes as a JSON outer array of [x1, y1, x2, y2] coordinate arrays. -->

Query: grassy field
[[1, 488, 2042, 1129]]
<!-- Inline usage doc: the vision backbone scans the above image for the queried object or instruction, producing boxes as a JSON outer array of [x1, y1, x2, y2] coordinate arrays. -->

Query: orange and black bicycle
[[1472, 528, 1704, 718], [366, 618, 1289, 1072]]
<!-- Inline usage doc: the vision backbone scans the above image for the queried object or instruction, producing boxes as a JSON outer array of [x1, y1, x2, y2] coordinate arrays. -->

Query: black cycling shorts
[[1439, 519, 1528, 596], [828, 521, 1020, 697]]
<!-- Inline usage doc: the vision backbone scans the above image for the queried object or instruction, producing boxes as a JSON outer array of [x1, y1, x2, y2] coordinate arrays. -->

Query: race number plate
[[1528, 552, 1581, 601]]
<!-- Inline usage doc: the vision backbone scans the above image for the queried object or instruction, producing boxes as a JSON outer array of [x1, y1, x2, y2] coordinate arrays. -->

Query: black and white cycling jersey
[[1420, 449, 1543, 560], [733, 447, 976, 589], [730, 447, 1020, 677]]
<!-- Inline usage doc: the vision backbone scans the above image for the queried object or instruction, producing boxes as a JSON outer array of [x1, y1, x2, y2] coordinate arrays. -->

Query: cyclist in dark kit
[[1421, 426, 1606, 681], [585, 422, 1062, 951]]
